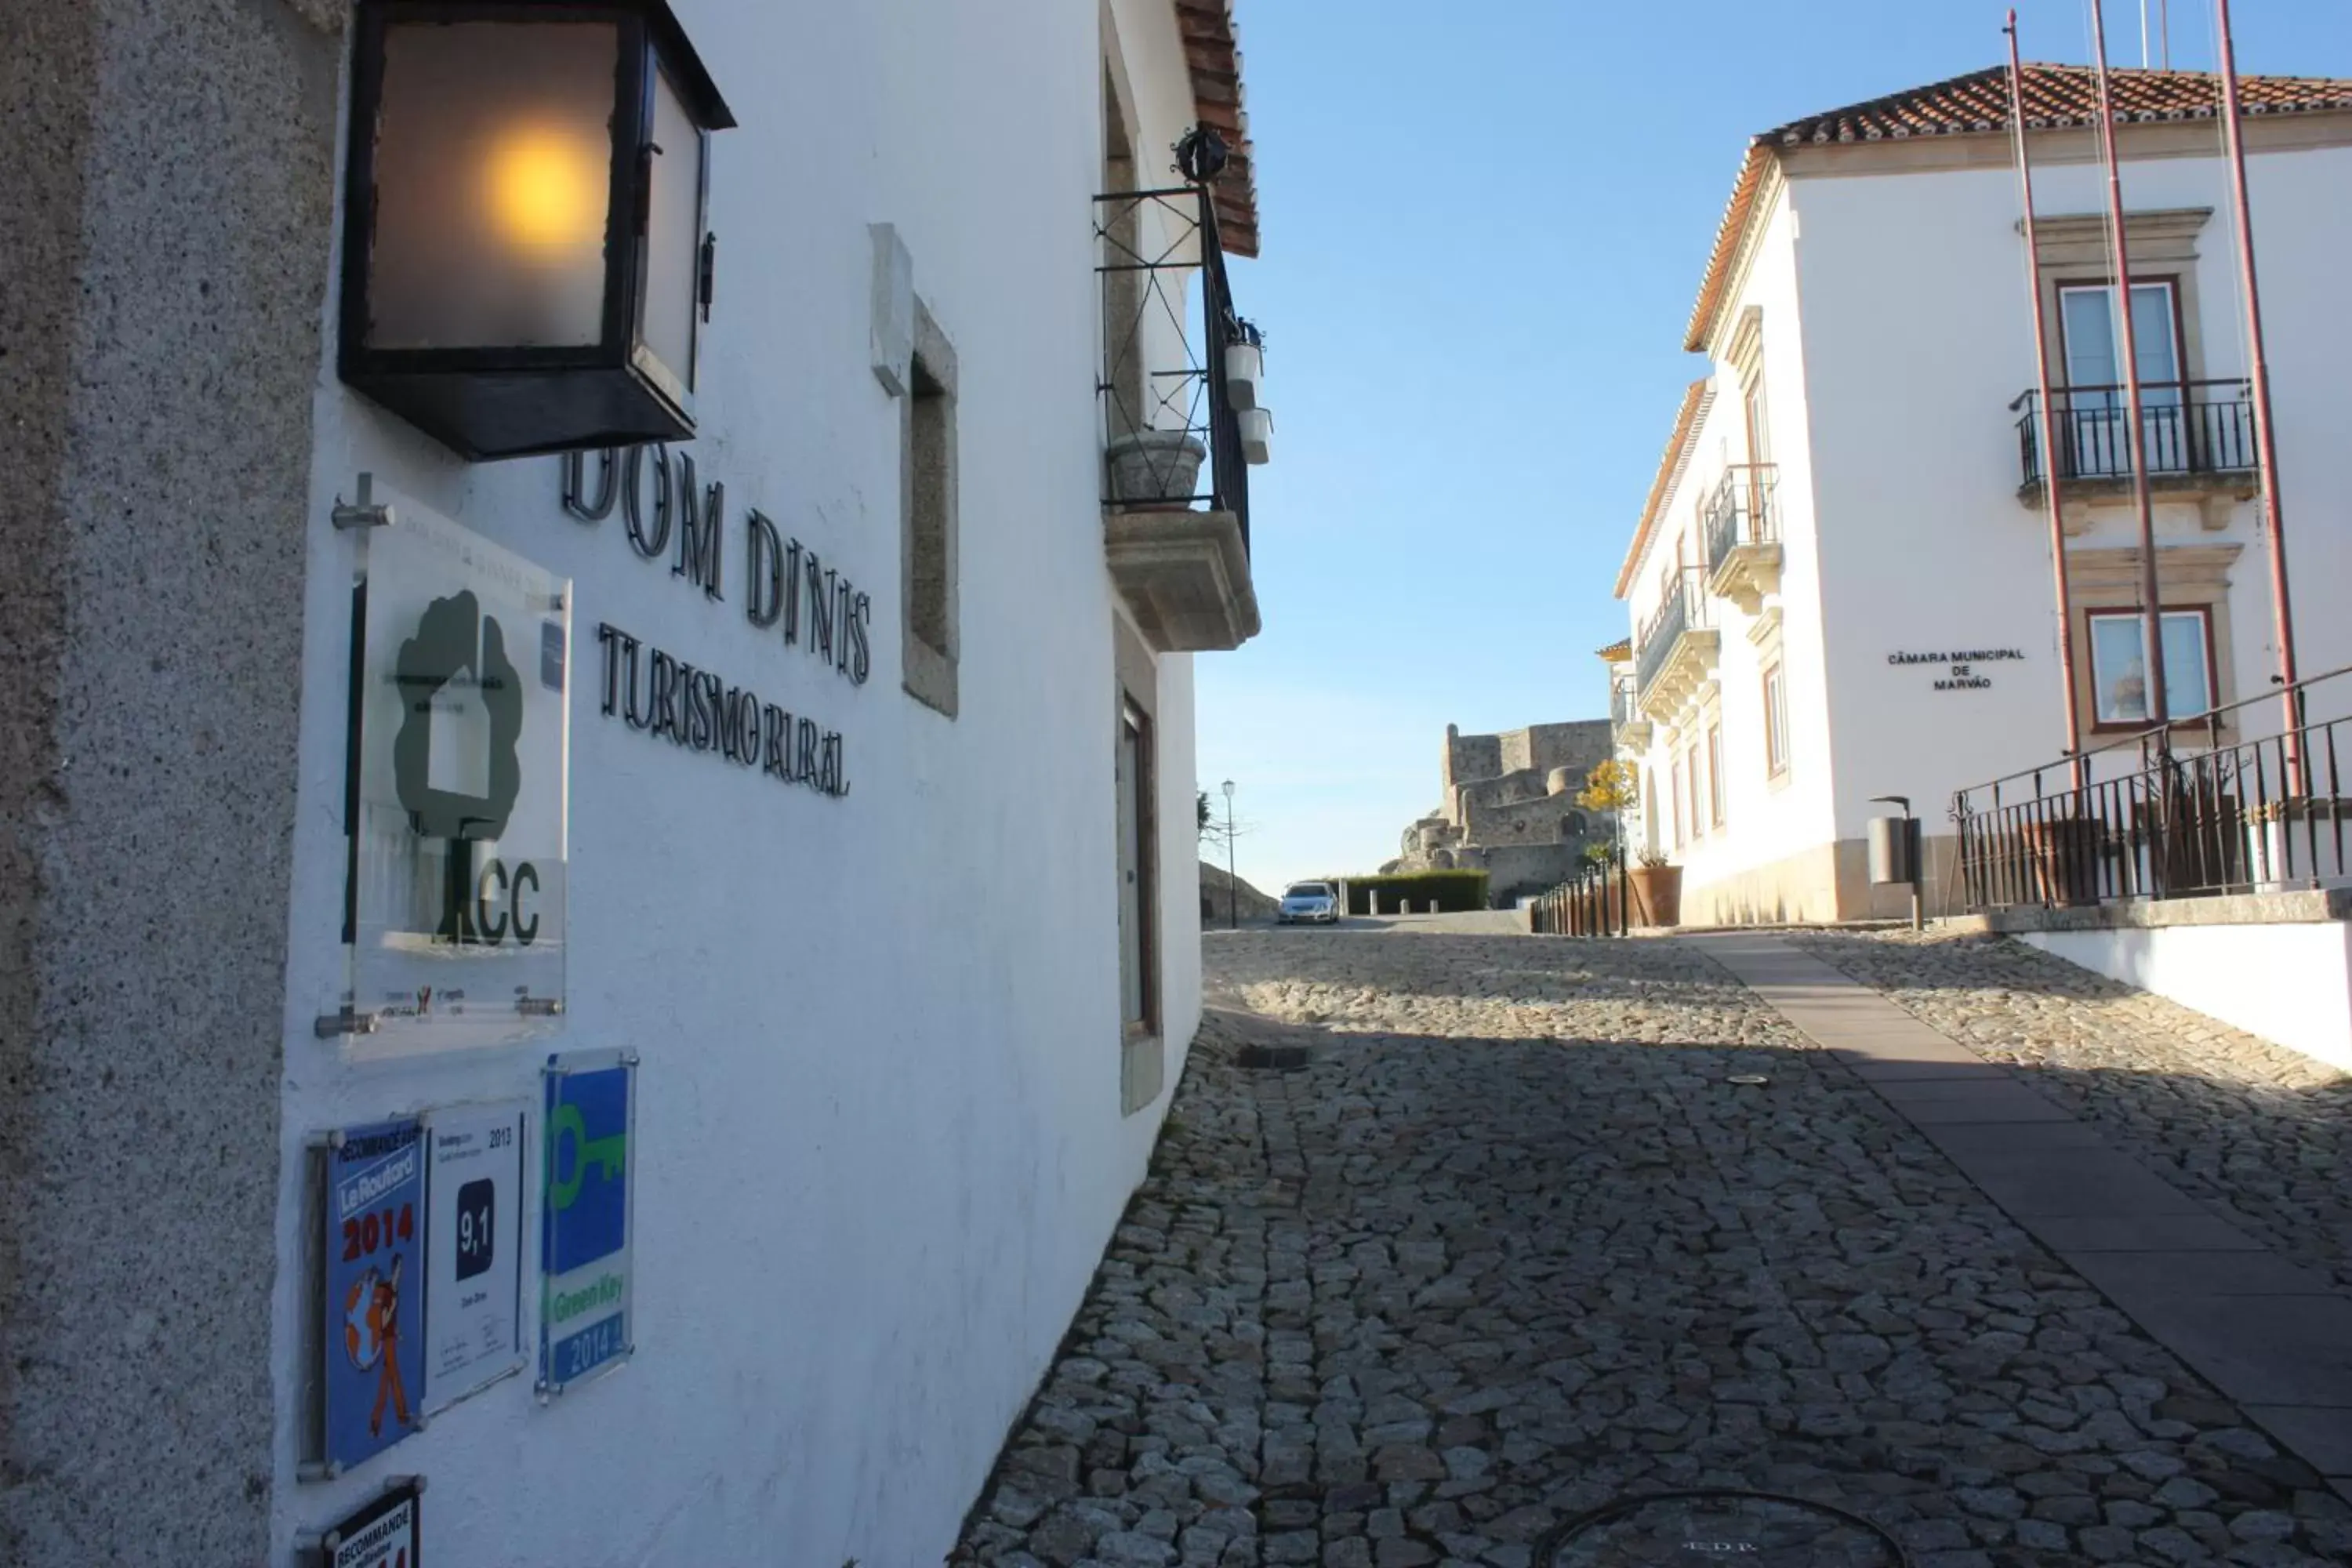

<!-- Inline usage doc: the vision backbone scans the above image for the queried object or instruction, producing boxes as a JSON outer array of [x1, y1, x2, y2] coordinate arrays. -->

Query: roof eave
[[1175, 0, 1261, 257], [1612, 379, 1711, 601], [1683, 143, 1772, 354]]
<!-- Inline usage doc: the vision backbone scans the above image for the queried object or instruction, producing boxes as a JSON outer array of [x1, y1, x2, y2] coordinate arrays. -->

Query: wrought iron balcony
[[1610, 676, 1651, 750], [1701, 463, 1780, 614], [2013, 380, 2256, 497], [1094, 179, 1260, 652], [1634, 569, 1719, 718]]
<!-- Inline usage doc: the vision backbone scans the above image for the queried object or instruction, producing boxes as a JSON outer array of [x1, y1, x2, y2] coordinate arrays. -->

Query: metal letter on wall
[[539, 1051, 637, 1397], [341, 496, 572, 1054]]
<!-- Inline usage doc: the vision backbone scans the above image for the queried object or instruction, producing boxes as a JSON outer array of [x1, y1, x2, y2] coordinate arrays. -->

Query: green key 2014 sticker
[[539, 1051, 636, 1396]]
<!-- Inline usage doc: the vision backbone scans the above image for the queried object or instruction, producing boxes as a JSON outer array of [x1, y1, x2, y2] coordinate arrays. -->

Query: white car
[[1277, 881, 1340, 925]]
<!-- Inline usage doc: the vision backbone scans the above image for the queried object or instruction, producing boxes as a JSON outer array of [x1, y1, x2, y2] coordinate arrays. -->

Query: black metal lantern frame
[[339, 0, 735, 462]]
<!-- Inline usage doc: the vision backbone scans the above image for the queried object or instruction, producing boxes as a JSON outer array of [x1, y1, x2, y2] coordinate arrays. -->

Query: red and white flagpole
[[2215, 0, 2303, 792], [2090, 0, 2171, 735], [2007, 14, 2085, 790]]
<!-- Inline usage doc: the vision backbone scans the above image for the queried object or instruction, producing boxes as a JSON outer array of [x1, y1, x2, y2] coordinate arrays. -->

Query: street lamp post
[[1221, 779, 1237, 930]]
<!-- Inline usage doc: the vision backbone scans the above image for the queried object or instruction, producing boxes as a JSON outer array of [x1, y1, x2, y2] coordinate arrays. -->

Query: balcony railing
[[1953, 663, 2352, 909], [2013, 380, 2256, 490], [1094, 183, 1251, 553], [1702, 464, 1778, 576], [1635, 570, 1711, 696]]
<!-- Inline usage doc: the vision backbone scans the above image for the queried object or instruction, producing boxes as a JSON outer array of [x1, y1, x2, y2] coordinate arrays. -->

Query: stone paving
[[1795, 929, 2352, 1298], [949, 929, 2352, 1568]]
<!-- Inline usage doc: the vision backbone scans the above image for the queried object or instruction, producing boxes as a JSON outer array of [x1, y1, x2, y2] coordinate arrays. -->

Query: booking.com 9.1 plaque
[[540, 1052, 636, 1396], [343, 492, 571, 1057], [424, 1102, 526, 1412]]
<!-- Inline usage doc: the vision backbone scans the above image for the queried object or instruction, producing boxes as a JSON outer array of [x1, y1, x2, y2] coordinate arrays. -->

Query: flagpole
[[2007, 14, 2085, 791], [2215, 0, 2303, 793], [2089, 1, 2172, 746]]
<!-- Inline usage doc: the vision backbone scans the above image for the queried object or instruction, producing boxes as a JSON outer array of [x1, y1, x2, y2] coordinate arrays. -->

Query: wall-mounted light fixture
[[337, 0, 735, 461]]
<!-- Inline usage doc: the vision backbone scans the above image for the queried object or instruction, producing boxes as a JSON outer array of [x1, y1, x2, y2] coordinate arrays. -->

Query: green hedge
[[1345, 870, 1490, 915]]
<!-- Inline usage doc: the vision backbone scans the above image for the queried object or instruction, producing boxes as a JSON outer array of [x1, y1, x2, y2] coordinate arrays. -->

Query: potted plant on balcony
[[1105, 426, 1207, 508], [1628, 848, 1682, 927], [1225, 318, 1265, 410]]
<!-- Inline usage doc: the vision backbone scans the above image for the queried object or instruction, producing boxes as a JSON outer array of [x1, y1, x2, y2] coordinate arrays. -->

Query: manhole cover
[[1543, 1490, 1906, 1568]]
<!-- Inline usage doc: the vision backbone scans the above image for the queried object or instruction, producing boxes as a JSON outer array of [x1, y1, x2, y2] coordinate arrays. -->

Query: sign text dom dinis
[[563, 446, 866, 798]]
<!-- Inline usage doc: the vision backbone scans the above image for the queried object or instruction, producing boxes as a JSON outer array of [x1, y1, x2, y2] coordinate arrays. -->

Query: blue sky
[[1200, 0, 2352, 892]]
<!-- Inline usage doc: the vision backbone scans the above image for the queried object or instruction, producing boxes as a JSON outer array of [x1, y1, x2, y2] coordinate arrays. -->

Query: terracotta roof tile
[[1686, 64, 2352, 349], [1613, 379, 1711, 601], [1175, 0, 1260, 257], [1595, 637, 1632, 662], [1766, 62, 2352, 146]]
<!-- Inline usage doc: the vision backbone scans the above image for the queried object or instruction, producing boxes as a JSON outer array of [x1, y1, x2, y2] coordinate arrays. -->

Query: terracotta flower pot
[[1628, 864, 1682, 927]]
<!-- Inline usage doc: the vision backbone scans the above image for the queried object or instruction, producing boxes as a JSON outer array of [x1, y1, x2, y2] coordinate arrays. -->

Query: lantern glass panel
[[637, 61, 704, 394], [367, 20, 619, 351]]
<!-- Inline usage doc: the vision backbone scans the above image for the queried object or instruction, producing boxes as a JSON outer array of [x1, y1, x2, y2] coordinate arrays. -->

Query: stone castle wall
[[1391, 719, 1617, 900]]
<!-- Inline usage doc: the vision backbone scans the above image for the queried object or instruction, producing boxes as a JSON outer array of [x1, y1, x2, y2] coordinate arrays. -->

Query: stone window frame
[[1762, 659, 1791, 782], [1114, 612, 1163, 1117], [2027, 209, 2213, 393], [1726, 305, 1770, 467], [1670, 753, 1686, 848], [1685, 740, 1705, 842], [900, 298, 960, 718], [2085, 604, 2218, 731], [1706, 720, 1726, 829], [2063, 543, 2242, 743]]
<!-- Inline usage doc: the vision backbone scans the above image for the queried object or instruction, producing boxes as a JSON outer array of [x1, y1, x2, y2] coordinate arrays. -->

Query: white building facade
[[1611, 64, 2352, 926], [0, 2, 1264, 1564]]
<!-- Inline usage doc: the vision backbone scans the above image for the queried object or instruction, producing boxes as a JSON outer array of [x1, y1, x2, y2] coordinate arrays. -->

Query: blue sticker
[[323, 1116, 426, 1471], [541, 1059, 633, 1392]]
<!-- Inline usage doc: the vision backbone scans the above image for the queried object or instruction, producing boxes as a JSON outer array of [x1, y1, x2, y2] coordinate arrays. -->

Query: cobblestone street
[[951, 926, 2352, 1568]]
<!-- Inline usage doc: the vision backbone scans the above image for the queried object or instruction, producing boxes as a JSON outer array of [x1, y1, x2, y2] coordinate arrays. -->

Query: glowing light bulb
[[481, 125, 604, 254]]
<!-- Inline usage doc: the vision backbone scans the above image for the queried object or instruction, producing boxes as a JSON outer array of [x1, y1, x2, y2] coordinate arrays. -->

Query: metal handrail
[[1635, 569, 1711, 696], [1956, 661, 2352, 800], [1703, 463, 1779, 577], [1952, 662, 2352, 909], [2013, 379, 2256, 488]]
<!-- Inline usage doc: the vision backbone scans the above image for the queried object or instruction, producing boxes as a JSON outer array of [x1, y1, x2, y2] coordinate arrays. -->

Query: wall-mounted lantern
[[338, 0, 735, 461]]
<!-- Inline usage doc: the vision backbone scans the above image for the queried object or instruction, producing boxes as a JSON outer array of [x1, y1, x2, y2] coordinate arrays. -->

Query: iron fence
[[1635, 570, 1711, 697], [1610, 677, 1635, 729], [1953, 664, 2352, 909], [2013, 380, 2256, 489], [1094, 183, 1250, 551], [1703, 463, 1779, 577]]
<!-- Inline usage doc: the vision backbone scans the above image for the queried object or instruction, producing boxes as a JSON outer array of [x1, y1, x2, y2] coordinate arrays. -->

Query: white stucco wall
[[269, 3, 1210, 1564], [2020, 921, 2352, 1072], [1795, 137, 2352, 847], [1624, 125, 2352, 920], [1622, 189, 1839, 904]]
